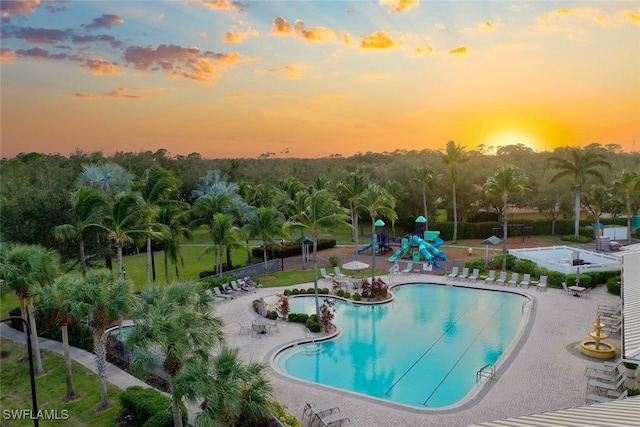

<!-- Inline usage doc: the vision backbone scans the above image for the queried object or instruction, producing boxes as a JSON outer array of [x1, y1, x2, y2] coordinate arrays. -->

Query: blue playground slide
[[357, 243, 373, 254], [388, 234, 448, 267]]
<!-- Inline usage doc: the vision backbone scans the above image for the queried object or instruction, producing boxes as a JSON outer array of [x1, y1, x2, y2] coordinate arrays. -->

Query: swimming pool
[[274, 284, 529, 409]]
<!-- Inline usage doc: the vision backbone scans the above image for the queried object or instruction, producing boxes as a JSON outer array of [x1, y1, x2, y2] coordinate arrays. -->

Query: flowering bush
[[319, 298, 336, 332], [360, 278, 388, 300]]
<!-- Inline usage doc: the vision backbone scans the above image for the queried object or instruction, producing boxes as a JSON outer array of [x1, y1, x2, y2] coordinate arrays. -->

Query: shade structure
[[480, 235, 502, 246], [342, 260, 370, 271]]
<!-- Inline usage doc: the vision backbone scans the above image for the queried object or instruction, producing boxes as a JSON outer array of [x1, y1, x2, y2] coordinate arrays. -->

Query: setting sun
[[483, 131, 544, 153]]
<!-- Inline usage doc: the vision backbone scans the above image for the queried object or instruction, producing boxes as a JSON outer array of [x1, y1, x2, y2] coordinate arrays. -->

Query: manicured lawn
[[0, 338, 122, 427]]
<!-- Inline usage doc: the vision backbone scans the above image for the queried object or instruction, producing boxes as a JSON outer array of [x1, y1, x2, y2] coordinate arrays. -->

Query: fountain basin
[[580, 340, 616, 359]]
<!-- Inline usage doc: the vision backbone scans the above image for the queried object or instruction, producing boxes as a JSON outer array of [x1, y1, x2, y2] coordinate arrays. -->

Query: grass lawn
[[0, 338, 122, 427]]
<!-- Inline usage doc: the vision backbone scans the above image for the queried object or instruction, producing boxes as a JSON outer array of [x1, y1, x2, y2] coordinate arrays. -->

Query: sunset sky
[[1, 0, 639, 159]]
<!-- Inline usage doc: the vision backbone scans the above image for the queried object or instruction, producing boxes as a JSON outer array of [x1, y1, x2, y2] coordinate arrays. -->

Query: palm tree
[[442, 140, 469, 243], [245, 207, 285, 278], [410, 166, 441, 231], [336, 171, 369, 260], [355, 185, 397, 283], [613, 170, 640, 244], [0, 243, 60, 375], [157, 203, 192, 283], [484, 165, 528, 272], [97, 191, 148, 280], [285, 190, 350, 319], [199, 212, 242, 277], [182, 346, 274, 427], [75, 162, 134, 196], [583, 184, 613, 241], [32, 277, 78, 399], [137, 165, 182, 286], [53, 186, 109, 278], [69, 270, 135, 410], [548, 147, 611, 239], [127, 281, 225, 427], [384, 179, 408, 238]]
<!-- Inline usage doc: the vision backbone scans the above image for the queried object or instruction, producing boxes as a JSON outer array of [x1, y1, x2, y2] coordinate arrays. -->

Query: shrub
[[307, 288, 315, 294], [513, 258, 537, 275], [319, 299, 336, 332], [607, 276, 621, 295], [278, 295, 290, 318], [270, 401, 303, 427], [560, 234, 592, 243], [353, 293, 362, 301], [566, 273, 592, 288], [288, 313, 309, 323], [343, 292, 351, 299], [336, 289, 345, 297], [320, 288, 330, 294], [464, 259, 484, 270], [119, 386, 186, 427], [266, 311, 279, 320], [306, 319, 321, 333], [328, 255, 340, 267], [283, 289, 292, 296]]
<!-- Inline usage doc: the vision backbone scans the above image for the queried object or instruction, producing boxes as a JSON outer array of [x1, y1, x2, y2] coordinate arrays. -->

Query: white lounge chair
[[447, 266, 459, 280], [334, 267, 346, 278], [213, 286, 233, 300], [518, 273, 531, 288], [468, 268, 480, 282], [320, 268, 333, 282], [318, 412, 351, 427], [456, 267, 470, 281], [483, 270, 496, 284], [536, 275, 548, 291], [507, 273, 519, 287], [495, 271, 507, 285], [302, 401, 340, 423], [561, 281, 569, 294]]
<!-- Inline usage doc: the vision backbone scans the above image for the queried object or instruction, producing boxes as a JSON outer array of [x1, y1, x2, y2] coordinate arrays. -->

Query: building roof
[[622, 247, 640, 363]]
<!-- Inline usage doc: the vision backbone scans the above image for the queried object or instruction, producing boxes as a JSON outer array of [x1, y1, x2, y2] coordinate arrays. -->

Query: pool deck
[[218, 273, 621, 426]]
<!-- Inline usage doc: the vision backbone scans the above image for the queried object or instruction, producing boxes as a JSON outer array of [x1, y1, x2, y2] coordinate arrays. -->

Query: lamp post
[[372, 219, 385, 283], [1, 317, 39, 427]]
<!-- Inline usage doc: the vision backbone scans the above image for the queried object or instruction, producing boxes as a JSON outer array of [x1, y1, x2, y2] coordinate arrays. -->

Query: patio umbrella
[[259, 297, 268, 317], [480, 235, 502, 268], [342, 260, 370, 271]]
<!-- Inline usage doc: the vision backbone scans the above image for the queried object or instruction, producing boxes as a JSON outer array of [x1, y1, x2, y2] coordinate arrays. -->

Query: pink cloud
[[1, 0, 40, 22], [85, 14, 124, 30], [81, 58, 118, 75]]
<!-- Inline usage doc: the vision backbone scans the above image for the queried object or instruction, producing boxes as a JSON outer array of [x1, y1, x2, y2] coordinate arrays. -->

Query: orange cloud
[[448, 46, 469, 54], [272, 16, 292, 35], [379, 0, 419, 14], [199, 0, 245, 12], [627, 12, 640, 22], [294, 20, 336, 41], [0, 48, 16, 63], [1, 0, 40, 21], [85, 14, 124, 29], [73, 92, 101, 99], [360, 32, 396, 49], [107, 88, 143, 99], [223, 27, 259, 43], [483, 20, 494, 30], [81, 58, 118, 75], [258, 64, 305, 79]]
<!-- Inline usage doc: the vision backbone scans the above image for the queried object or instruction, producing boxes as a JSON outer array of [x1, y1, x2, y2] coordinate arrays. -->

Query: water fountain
[[580, 313, 616, 359]]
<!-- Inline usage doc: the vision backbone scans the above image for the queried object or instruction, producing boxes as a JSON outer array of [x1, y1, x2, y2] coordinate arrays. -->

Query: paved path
[[1, 273, 621, 427]]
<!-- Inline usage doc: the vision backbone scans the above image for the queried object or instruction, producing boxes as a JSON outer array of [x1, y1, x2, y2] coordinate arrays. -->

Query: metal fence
[[200, 258, 283, 281]]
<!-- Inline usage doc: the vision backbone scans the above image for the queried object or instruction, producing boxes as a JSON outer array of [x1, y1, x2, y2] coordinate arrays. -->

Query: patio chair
[[320, 268, 333, 282], [224, 282, 241, 295], [230, 281, 247, 294], [401, 262, 413, 275], [587, 389, 628, 404], [561, 281, 569, 295], [495, 271, 507, 285], [507, 273, 519, 287], [468, 268, 480, 282], [447, 266, 459, 280], [318, 412, 351, 427], [213, 286, 234, 300], [536, 275, 548, 291], [598, 302, 621, 316], [388, 263, 400, 276], [267, 319, 279, 334], [334, 267, 346, 278], [456, 267, 470, 281], [483, 270, 496, 285], [302, 401, 340, 423], [518, 273, 531, 288]]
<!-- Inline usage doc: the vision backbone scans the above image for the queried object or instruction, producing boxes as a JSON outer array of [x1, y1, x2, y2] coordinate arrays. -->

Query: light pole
[[372, 219, 385, 283]]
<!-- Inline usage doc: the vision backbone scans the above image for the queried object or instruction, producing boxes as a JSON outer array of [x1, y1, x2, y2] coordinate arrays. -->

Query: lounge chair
[[320, 268, 333, 282], [447, 266, 459, 280], [587, 389, 628, 404], [483, 270, 496, 284], [536, 275, 548, 291], [468, 268, 480, 282], [334, 267, 346, 278], [587, 374, 626, 393], [401, 262, 413, 275], [561, 281, 569, 294], [456, 267, 470, 281], [230, 281, 247, 293], [598, 302, 621, 316], [213, 286, 233, 300], [318, 412, 351, 426], [267, 319, 279, 334], [302, 401, 340, 423], [507, 273, 519, 287], [518, 273, 531, 288], [495, 271, 507, 285], [388, 263, 400, 276]]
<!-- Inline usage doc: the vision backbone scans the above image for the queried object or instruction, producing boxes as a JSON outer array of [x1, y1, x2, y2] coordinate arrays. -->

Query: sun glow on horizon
[[481, 130, 545, 153]]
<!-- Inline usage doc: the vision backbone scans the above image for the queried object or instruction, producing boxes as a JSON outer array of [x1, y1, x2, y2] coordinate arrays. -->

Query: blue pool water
[[275, 284, 528, 408]]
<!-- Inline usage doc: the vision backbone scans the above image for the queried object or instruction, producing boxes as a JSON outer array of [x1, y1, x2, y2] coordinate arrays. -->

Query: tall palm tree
[[182, 346, 274, 427], [484, 165, 528, 271], [199, 212, 242, 277], [385, 179, 408, 238], [69, 270, 135, 410], [32, 277, 78, 399], [157, 203, 192, 283], [245, 207, 285, 278], [336, 171, 369, 258], [613, 169, 640, 243], [355, 185, 397, 283], [285, 190, 350, 319], [137, 165, 182, 286], [442, 140, 469, 243], [0, 243, 60, 375], [75, 162, 134, 196], [548, 147, 611, 239], [410, 166, 441, 231], [53, 186, 109, 278], [127, 281, 224, 427]]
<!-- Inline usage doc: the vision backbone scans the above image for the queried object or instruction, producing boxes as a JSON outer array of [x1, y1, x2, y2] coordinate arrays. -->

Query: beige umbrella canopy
[[342, 260, 370, 271]]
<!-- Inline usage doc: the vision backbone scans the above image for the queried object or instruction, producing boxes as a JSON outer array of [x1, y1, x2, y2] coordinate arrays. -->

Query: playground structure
[[387, 230, 448, 267]]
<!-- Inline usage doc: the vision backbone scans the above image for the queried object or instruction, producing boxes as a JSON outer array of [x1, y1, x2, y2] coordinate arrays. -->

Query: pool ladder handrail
[[476, 364, 495, 384]]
